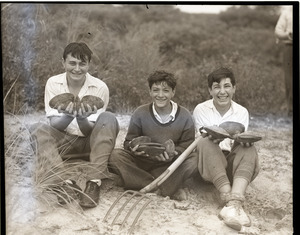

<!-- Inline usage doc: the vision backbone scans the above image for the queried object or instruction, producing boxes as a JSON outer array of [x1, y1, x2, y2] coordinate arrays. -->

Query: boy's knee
[[196, 137, 221, 158], [197, 137, 215, 148], [95, 112, 119, 131], [109, 149, 125, 164], [237, 145, 258, 159], [175, 155, 198, 178], [98, 111, 117, 123], [182, 155, 198, 169]]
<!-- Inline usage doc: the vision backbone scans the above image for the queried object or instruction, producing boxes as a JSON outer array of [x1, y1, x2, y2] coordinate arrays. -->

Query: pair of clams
[[49, 93, 104, 112], [129, 136, 176, 157], [203, 121, 262, 143]]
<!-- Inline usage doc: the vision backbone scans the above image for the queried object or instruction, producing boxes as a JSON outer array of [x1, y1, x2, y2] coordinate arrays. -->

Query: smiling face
[[62, 54, 90, 83], [209, 77, 236, 112], [149, 82, 175, 110]]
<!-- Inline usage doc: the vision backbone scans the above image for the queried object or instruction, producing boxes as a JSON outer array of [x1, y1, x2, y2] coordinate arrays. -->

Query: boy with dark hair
[[193, 67, 260, 228], [109, 70, 198, 200], [30, 42, 119, 208]]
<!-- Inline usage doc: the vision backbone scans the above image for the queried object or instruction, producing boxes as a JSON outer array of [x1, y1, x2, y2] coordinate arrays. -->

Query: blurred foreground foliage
[[2, 4, 288, 115]]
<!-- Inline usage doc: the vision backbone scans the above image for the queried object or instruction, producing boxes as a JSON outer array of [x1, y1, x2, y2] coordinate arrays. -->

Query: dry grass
[[4, 111, 130, 216]]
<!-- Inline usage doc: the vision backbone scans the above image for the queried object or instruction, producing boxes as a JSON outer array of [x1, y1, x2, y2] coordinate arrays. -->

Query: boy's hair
[[147, 70, 177, 90], [207, 67, 236, 88], [63, 42, 93, 62]]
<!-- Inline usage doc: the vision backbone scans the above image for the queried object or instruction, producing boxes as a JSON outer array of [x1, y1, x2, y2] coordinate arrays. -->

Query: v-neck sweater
[[124, 103, 195, 156]]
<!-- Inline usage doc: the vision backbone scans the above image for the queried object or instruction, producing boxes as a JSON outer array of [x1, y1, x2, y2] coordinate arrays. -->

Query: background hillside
[[2, 4, 288, 115]]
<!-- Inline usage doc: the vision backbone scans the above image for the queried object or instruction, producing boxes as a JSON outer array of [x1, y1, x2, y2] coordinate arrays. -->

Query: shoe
[[219, 200, 251, 227], [79, 180, 101, 208], [54, 179, 82, 205]]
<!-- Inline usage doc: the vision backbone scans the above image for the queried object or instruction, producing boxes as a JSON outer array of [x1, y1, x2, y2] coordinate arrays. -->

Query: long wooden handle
[[140, 137, 201, 193]]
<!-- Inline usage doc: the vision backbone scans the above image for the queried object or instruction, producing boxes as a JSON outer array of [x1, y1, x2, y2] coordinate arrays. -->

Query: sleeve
[[241, 108, 250, 131], [193, 104, 211, 135], [44, 78, 63, 118], [174, 114, 195, 156], [123, 110, 143, 150]]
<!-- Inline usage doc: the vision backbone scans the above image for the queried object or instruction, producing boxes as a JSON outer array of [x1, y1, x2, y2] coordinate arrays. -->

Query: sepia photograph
[[2, 2, 295, 234]]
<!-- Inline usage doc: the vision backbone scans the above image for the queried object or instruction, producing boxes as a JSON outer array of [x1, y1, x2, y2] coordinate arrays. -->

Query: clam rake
[[103, 190, 153, 234], [103, 137, 201, 234]]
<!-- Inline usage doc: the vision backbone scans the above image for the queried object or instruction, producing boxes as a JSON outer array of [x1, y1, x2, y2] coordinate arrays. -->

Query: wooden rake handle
[[140, 137, 201, 193]]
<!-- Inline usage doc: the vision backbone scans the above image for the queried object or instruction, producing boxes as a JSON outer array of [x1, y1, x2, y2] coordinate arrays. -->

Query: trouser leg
[[152, 152, 199, 196], [29, 122, 65, 167], [109, 148, 155, 190], [88, 112, 119, 180], [226, 144, 260, 184], [197, 138, 229, 191], [109, 148, 199, 196], [29, 122, 82, 182]]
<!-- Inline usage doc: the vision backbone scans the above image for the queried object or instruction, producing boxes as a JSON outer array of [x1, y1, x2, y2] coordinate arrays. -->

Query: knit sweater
[[124, 103, 195, 156]]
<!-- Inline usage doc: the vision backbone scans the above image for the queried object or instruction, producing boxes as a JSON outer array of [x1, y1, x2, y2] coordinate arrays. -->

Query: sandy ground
[[4, 112, 293, 235]]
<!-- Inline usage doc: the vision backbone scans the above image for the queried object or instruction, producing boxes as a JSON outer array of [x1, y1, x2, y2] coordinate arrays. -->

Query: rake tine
[[103, 190, 134, 222], [104, 189, 153, 234], [120, 192, 151, 227], [126, 196, 152, 234], [111, 190, 139, 225]]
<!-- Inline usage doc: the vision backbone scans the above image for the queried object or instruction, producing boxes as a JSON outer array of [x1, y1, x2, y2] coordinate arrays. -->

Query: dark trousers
[[109, 148, 198, 197]]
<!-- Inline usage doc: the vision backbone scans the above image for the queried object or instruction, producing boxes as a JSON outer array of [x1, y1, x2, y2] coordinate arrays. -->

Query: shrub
[[2, 4, 289, 115]]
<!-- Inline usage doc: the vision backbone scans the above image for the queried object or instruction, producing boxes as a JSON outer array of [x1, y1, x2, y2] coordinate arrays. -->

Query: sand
[[4, 113, 293, 235]]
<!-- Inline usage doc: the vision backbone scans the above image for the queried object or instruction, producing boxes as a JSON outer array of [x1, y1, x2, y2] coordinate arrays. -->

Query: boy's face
[[209, 77, 236, 110], [62, 54, 90, 82], [149, 82, 175, 109]]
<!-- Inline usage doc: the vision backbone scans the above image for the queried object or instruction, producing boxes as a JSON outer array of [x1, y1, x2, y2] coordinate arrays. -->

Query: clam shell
[[203, 126, 231, 139], [137, 143, 166, 156], [49, 93, 75, 110], [49, 93, 104, 112], [164, 139, 175, 155], [235, 132, 262, 143], [219, 121, 245, 136], [129, 136, 152, 149], [81, 95, 104, 110]]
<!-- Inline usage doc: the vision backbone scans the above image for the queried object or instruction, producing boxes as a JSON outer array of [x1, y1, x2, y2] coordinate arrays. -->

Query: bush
[[2, 4, 288, 115], [219, 5, 280, 29]]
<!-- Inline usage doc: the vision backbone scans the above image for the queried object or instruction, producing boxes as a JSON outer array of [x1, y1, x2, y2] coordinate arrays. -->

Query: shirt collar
[[152, 100, 178, 123], [54, 72, 96, 94], [205, 99, 238, 115]]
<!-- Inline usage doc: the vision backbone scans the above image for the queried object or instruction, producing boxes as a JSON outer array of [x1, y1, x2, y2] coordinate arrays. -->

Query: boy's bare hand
[[77, 103, 97, 119], [239, 142, 254, 147], [130, 145, 176, 162], [200, 127, 223, 144], [58, 102, 77, 117], [201, 132, 209, 138], [152, 151, 174, 162], [130, 145, 149, 158], [208, 135, 224, 144]]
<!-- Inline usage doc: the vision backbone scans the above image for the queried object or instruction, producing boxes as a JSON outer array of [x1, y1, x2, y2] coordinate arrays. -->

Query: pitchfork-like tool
[[103, 137, 201, 234], [103, 190, 153, 234]]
